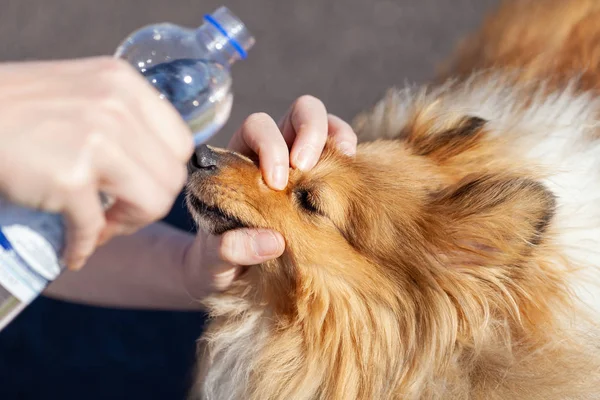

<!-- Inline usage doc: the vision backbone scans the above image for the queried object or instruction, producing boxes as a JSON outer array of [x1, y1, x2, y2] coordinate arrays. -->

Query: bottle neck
[[195, 18, 248, 67], [194, 7, 254, 67]]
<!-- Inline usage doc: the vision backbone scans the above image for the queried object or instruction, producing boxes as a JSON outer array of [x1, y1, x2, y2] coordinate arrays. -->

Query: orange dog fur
[[186, 1, 600, 398]]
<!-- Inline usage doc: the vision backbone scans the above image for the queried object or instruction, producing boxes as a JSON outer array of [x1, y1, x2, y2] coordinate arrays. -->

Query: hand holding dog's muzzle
[[183, 229, 284, 295], [184, 95, 357, 294]]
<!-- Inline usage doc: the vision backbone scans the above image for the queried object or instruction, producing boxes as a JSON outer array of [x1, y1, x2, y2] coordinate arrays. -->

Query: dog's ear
[[427, 175, 556, 267], [407, 115, 487, 162]]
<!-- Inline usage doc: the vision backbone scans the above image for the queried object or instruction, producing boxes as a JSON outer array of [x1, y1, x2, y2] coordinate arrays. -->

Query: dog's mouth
[[187, 194, 249, 235]]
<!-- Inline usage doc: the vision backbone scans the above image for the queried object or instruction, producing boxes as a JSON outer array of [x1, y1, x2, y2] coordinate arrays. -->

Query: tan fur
[[438, 0, 600, 92], [186, 1, 600, 399]]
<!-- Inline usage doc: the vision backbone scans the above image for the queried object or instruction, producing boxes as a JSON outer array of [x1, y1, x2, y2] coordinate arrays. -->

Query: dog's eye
[[294, 189, 320, 214]]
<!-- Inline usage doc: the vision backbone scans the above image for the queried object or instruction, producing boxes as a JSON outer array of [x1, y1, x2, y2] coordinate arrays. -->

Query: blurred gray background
[[0, 0, 498, 147], [0, 1, 499, 399]]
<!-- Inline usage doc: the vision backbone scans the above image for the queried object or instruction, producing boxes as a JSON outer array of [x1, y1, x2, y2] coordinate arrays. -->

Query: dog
[[185, 0, 600, 398]]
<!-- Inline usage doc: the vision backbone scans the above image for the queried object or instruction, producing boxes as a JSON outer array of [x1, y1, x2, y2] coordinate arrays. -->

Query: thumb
[[200, 229, 284, 292], [216, 229, 284, 265]]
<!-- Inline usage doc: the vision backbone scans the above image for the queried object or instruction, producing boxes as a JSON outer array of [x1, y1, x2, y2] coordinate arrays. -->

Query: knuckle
[[241, 113, 275, 151], [141, 193, 173, 221], [82, 129, 109, 152], [93, 59, 139, 112], [52, 169, 90, 197], [243, 112, 273, 131], [219, 230, 250, 263], [218, 233, 235, 262], [96, 57, 135, 82], [94, 91, 130, 125], [79, 130, 114, 167], [295, 94, 323, 109]]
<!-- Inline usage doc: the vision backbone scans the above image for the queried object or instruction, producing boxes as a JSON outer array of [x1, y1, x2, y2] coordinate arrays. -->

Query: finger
[[327, 114, 358, 156], [86, 96, 188, 198], [93, 138, 182, 232], [136, 92, 194, 162], [283, 95, 329, 171], [210, 264, 244, 292], [198, 248, 244, 291], [100, 190, 178, 240], [203, 232, 270, 292], [123, 127, 188, 197], [277, 107, 296, 149], [216, 229, 284, 266], [62, 187, 106, 271], [228, 113, 289, 190]]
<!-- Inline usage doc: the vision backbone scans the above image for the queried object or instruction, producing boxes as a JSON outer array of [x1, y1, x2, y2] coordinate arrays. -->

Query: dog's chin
[[187, 194, 248, 235]]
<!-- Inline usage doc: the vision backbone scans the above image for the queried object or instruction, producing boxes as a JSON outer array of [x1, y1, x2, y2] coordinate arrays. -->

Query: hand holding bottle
[[0, 57, 194, 270], [0, 6, 263, 332]]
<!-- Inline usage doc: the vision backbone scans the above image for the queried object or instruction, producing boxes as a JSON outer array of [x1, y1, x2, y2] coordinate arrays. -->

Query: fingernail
[[294, 145, 318, 171], [337, 141, 356, 156], [251, 231, 281, 257], [270, 165, 288, 190]]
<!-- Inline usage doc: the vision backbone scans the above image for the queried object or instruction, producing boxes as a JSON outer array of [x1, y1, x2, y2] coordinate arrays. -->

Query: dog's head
[[186, 138, 437, 264], [187, 113, 555, 287]]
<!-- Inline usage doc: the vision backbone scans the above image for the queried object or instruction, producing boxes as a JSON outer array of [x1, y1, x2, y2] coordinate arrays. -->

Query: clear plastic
[[115, 6, 255, 144], [0, 6, 254, 332]]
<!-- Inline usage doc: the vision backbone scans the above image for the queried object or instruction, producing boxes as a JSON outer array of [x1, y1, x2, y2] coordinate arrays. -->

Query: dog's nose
[[188, 144, 219, 173]]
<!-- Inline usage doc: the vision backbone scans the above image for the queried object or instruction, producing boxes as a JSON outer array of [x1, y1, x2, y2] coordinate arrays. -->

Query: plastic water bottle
[[0, 6, 254, 332]]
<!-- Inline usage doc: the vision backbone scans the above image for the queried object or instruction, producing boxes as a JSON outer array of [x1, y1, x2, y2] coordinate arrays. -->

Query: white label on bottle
[[2, 225, 61, 281], [0, 229, 48, 303]]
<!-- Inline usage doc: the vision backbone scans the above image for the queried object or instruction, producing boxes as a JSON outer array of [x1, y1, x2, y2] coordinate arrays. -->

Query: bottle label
[[0, 227, 53, 304], [0, 198, 65, 306]]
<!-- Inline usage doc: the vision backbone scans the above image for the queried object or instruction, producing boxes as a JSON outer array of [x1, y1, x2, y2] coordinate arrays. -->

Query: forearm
[[44, 222, 206, 311]]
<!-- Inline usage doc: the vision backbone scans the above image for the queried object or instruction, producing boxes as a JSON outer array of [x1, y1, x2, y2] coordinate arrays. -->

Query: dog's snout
[[189, 144, 219, 173]]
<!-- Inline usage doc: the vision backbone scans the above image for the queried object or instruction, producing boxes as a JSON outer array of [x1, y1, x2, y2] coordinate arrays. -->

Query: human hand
[[0, 57, 193, 270], [184, 95, 357, 295]]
